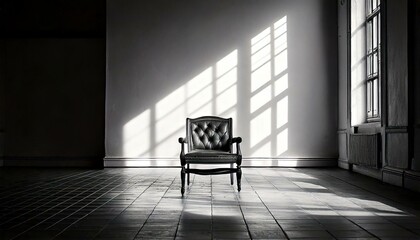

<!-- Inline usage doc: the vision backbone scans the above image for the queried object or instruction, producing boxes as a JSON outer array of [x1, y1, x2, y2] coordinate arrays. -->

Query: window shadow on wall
[[121, 16, 289, 164]]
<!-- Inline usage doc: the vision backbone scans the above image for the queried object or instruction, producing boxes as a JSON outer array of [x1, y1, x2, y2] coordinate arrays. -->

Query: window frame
[[365, 0, 381, 122]]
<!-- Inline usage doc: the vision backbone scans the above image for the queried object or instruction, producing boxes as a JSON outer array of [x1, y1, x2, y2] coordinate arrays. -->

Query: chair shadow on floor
[[177, 211, 250, 239]]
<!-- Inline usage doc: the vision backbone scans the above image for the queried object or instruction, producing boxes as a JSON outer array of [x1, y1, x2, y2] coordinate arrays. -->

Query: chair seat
[[185, 149, 239, 164]]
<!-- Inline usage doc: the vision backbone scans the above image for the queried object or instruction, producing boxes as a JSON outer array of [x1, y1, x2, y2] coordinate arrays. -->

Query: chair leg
[[236, 166, 242, 192], [181, 167, 186, 195], [230, 163, 234, 185], [187, 164, 190, 185]]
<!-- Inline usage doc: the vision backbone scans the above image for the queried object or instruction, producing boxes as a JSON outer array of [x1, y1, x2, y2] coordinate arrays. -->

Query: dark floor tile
[[212, 231, 250, 239], [329, 230, 374, 238], [136, 229, 176, 238], [280, 222, 325, 231], [285, 230, 334, 239], [94, 230, 138, 240], [175, 230, 212, 239], [249, 229, 287, 239], [213, 225, 248, 232], [367, 228, 419, 238], [54, 229, 100, 240], [10, 230, 59, 240]]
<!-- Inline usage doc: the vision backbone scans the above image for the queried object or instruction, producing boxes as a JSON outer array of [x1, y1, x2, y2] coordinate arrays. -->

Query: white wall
[[106, 0, 338, 166]]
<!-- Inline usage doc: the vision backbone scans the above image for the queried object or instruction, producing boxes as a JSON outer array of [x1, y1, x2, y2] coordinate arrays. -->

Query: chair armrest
[[232, 137, 242, 155], [179, 137, 186, 166]]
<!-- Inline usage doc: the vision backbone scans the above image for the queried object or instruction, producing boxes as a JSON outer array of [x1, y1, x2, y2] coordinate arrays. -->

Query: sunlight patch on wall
[[216, 85, 237, 116], [251, 28, 271, 92], [276, 96, 288, 128], [187, 67, 213, 116], [252, 142, 271, 156], [123, 109, 151, 157], [250, 108, 272, 152], [123, 50, 238, 157], [155, 86, 185, 143], [275, 73, 288, 96], [276, 97, 288, 156], [251, 85, 272, 113], [250, 15, 288, 157], [274, 16, 288, 75], [186, 84, 213, 116], [215, 50, 238, 131], [276, 129, 288, 156], [216, 50, 238, 78]]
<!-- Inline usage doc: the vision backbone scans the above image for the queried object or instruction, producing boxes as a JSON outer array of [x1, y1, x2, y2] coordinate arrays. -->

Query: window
[[365, 0, 381, 120]]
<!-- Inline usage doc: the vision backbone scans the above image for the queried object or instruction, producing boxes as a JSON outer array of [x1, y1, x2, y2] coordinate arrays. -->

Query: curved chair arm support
[[179, 137, 186, 166], [232, 137, 242, 165]]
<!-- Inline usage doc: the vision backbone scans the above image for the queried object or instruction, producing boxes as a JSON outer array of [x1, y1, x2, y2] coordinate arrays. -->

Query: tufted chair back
[[187, 116, 232, 152]]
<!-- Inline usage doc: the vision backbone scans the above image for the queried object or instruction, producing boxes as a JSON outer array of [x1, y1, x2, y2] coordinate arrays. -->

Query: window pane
[[367, 55, 371, 76], [367, 81, 372, 117], [373, 79, 378, 116], [367, 21, 372, 52], [378, 13, 381, 45], [373, 16, 377, 49], [373, 0, 377, 9], [373, 52, 378, 75], [367, 0, 372, 14]]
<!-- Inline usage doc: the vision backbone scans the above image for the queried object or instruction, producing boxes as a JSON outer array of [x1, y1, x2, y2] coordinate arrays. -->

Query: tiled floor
[[1, 168, 420, 240]]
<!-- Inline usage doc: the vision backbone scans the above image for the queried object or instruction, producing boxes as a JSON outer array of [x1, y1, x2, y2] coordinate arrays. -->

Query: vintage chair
[[178, 116, 242, 195]]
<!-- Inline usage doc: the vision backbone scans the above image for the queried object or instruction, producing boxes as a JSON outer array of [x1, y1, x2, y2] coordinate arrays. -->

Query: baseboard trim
[[405, 170, 420, 179], [338, 159, 350, 170], [353, 164, 382, 180], [2, 156, 103, 168], [404, 170, 420, 192], [382, 166, 404, 187], [103, 157, 337, 167]]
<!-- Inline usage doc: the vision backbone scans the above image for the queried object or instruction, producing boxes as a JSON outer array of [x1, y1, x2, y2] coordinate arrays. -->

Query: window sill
[[367, 117, 381, 123], [353, 121, 381, 134]]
